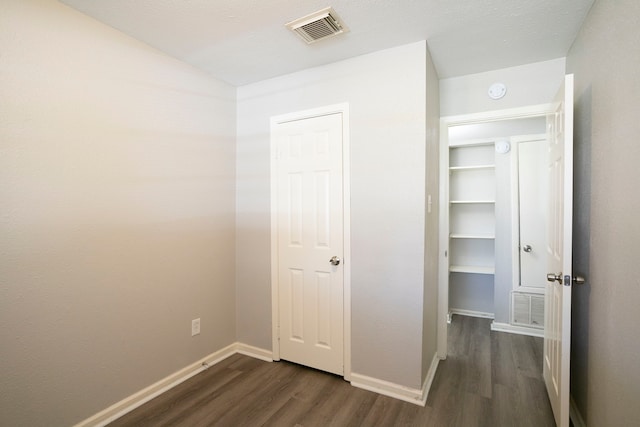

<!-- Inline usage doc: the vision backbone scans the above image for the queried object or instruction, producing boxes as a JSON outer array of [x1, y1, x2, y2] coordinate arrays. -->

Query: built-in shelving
[[447, 141, 496, 277]]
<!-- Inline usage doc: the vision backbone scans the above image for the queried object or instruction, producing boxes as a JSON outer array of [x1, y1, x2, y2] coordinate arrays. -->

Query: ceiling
[[59, 0, 595, 86]]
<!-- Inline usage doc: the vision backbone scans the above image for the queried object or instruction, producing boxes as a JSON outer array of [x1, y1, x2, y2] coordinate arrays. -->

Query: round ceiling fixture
[[488, 82, 507, 100]]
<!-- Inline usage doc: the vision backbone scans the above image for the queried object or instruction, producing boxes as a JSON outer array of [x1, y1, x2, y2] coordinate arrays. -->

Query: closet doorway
[[438, 105, 555, 357]]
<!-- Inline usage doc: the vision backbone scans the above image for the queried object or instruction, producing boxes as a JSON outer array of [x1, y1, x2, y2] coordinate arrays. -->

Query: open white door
[[544, 74, 574, 427]]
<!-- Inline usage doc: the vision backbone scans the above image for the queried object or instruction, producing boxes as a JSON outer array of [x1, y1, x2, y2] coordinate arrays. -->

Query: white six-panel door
[[273, 113, 344, 375], [544, 74, 574, 427]]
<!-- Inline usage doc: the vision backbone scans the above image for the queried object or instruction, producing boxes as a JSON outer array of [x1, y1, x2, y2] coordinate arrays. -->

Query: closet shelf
[[450, 200, 495, 204], [450, 233, 495, 240], [449, 265, 495, 275], [449, 138, 496, 148], [449, 164, 495, 171]]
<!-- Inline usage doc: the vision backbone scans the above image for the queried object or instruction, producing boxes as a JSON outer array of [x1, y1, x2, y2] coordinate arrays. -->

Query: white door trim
[[438, 103, 554, 359], [270, 103, 351, 380]]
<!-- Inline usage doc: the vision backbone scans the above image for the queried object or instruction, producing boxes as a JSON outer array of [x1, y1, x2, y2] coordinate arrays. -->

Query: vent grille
[[512, 292, 544, 329], [286, 7, 348, 44]]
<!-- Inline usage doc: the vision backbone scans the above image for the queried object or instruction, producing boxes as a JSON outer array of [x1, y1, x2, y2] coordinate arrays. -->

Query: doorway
[[438, 106, 555, 357], [270, 104, 351, 379]]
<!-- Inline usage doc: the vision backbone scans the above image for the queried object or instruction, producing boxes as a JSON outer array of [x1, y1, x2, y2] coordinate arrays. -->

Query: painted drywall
[[0, 1, 237, 426], [566, 1, 640, 425], [236, 41, 429, 389], [422, 45, 440, 382], [440, 58, 566, 117]]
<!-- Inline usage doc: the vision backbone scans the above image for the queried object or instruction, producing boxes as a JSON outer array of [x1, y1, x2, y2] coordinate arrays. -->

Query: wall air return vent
[[286, 7, 349, 44], [512, 292, 544, 329]]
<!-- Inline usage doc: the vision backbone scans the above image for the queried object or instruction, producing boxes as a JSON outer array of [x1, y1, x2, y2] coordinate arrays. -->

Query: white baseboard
[[420, 353, 440, 405], [570, 394, 586, 427], [351, 371, 427, 407], [449, 309, 495, 320], [74, 342, 272, 427], [490, 321, 544, 338], [235, 342, 274, 362]]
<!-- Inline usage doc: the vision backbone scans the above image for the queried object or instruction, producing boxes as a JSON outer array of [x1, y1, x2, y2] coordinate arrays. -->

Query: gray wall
[[0, 1, 237, 425], [566, 1, 640, 425], [236, 41, 433, 389], [422, 44, 440, 381]]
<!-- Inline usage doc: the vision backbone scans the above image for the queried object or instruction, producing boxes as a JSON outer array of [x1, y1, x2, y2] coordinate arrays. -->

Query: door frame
[[270, 103, 352, 380], [438, 104, 555, 358]]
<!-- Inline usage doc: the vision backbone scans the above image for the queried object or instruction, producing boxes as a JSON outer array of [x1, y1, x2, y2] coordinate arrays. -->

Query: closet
[[440, 116, 548, 334]]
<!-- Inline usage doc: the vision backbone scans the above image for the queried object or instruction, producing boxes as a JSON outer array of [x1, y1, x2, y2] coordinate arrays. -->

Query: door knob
[[547, 273, 562, 284], [329, 256, 341, 266], [523, 244, 532, 253], [547, 273, 586, 286]]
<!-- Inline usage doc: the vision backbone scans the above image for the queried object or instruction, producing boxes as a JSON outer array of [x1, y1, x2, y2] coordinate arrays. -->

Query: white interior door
[[518, 138, 548, 289], [274, 113, 344, 376], [544, 74, 574, 427]]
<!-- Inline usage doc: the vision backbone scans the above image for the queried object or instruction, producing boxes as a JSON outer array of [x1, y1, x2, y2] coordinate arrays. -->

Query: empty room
[[1, 1, 639, 426]]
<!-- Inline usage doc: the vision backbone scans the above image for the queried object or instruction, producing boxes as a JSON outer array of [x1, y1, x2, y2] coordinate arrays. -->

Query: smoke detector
[[286, 7, 349, 44]]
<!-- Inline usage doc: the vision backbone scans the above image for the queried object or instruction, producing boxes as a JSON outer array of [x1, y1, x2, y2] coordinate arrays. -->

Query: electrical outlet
[[191, 318, 200, 336]]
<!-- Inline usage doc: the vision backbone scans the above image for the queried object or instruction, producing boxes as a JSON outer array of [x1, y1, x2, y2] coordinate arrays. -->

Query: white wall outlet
[[191, 318, 201, 336]]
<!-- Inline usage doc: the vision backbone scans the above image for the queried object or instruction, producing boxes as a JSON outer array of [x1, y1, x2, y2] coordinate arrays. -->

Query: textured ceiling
[[59, 0, 595, 86]]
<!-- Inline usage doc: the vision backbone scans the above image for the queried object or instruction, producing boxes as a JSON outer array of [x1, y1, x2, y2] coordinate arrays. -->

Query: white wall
[[567, 1, 640, 425], [440, 58, 566, 117], [236, 41, 432, 389], [0, 1, 237, 425]]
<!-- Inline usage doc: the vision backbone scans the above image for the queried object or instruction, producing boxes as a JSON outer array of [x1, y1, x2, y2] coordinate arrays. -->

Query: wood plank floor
[[108, 316, 555, 426]]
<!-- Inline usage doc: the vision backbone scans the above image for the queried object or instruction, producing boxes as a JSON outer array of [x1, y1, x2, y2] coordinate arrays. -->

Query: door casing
[[270, 103, 352, 381]]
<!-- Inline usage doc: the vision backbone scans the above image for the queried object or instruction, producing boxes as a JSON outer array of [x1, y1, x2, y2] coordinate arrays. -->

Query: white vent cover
[[286, 7, 349, 44], [512, 292, 544, 329]]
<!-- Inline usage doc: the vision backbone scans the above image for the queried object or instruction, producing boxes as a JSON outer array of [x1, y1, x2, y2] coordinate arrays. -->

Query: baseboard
[[235, 342, 274, 362], [420, 353, 440, 406], [570, 394, 586, 427], [490, 321, 544, 338], [74, 342, 272, 427], [351, 372, 426, 407], [449, 309, 495, 320]]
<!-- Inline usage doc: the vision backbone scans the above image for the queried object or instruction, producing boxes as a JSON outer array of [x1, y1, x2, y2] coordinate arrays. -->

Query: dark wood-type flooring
[[108, 316, 555, 426]]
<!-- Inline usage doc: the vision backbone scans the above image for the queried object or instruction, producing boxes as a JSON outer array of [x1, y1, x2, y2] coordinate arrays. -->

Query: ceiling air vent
[[286, 7, 349, 44]]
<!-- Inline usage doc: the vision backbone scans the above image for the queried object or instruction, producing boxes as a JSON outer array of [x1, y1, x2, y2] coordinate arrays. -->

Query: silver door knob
[[329, 256, 341, 266], [547, 273, 562, 284], [523, 245, 532, 253], [573, 275, 586, 285]]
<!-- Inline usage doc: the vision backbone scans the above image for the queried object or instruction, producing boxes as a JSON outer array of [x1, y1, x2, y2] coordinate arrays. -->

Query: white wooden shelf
[[449, 138, 496, 148], [450, 200, 495, 204], [449, 265, 495, 275], [449, 164, 495, 171], [450, 233, 495, 240]]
